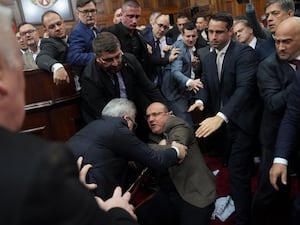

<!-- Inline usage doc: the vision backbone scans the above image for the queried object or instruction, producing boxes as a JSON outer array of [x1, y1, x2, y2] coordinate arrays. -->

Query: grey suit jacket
[[148, 116, 216, 208]]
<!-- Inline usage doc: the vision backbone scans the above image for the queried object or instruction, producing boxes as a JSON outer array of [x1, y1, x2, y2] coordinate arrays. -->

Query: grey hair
[[0, 5, 22, 71], [101, 98, 136, 119], [264, 0, 295, 12]]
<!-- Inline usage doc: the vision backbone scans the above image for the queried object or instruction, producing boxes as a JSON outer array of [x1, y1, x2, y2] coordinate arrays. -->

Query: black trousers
[[135, 189, 214, 225], [251, 147, 291, 225]]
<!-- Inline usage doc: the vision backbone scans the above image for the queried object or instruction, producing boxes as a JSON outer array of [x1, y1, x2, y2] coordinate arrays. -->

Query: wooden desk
[[21, 67, 82, 141]]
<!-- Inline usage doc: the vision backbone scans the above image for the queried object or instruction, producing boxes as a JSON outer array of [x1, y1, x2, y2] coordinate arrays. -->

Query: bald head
[[275, 16, 300, 61]]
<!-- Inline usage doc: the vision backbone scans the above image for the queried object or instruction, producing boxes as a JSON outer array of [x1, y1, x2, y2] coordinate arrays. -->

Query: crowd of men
[[7, 0, 300, 225]]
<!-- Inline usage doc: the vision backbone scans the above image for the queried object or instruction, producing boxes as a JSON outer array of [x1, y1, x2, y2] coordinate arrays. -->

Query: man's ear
[[0, 81, 8, 99]]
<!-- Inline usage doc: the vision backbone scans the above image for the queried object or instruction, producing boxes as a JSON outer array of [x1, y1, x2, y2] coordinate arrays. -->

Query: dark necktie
[[153, 39, 163, 86], [154, 39, 161, 57], [112, 74, 120, 97], [289, 59, 300, 70]]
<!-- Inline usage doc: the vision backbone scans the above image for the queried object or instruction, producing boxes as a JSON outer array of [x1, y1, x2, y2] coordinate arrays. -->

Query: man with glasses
[[18, 22, 40, 70], [135, 102, 216, 225], [66, 98, 187, 201], [142, 14, 180, 87], [67, 0, 99, 67], [80, 31, 164, 127], [36, 10, 70, 85]]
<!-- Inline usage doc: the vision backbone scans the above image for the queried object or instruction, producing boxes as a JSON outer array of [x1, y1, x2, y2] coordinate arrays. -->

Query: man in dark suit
[[189, 12, 260, 225], [66, 98, 187, 200], [252, 16, 300, 225], [36, 10, 70, 85], [135, 102, 216, 225], [141, 14, 179, 87], [246, 0, 295, 61], [0, 5, 138, 225], [194, 14, 209, 49], [270, 70, 300, 225], [166, 14, 189, 43], [66, 0, 100, 67], [80, 31, 164, 125]]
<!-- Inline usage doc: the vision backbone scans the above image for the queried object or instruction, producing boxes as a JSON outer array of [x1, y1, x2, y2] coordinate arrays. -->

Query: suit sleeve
[[274, 72, 300, 160], [21, 142, 138, 225], [257, 58, 293, 113], [36, 39, 60, 72]]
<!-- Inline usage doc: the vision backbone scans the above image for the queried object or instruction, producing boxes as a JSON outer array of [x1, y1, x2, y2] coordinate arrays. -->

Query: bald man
[[253, 16, 300, 225], [136, 102, 216, 225]]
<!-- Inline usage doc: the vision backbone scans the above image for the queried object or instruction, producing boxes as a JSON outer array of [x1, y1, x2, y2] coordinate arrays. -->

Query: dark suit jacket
[[66, 117, 179, 200], [148, 116, 216, 208], [275, 71, 300, 161], [166, 25, 181, 43], [199, 40, 261, 135], [66, 22, 99, 67], [36, 37, 68, 72], [257, 53, 295, 149], [80, 53, 165, 123], [0, 127, 138, 225]]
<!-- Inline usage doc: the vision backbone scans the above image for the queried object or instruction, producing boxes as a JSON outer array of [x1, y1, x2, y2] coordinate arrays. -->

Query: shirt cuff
[[186, 79, 192, 88], [51, 63, 64, 73], [195, 100, 203, 105], [217, 112, 228, 123], [273, 157, 288, 166], [172, 146, 179, 158]]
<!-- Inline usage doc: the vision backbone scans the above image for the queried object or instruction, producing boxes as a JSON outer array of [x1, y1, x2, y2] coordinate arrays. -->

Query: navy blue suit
[[67, 22, 100, 67], [66, 116, 179, 200], [274, 71, 300, 225], [199, 40, 260, 225]]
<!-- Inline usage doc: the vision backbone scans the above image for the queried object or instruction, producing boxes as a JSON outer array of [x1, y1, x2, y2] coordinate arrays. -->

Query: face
[[146, 103, 169, 134], [233, 22, 253, 44], [121, 6, 141, 30], [113, 8, 122, 24], [16, 32, 27, 50], [77, 1, 97, 27], [208, 19, 232, 50], [43, 13, 66, 39], [265, 2, 293, 34], [182, 28, 198, 47], [177, 17, 188, 33], [152, 16, 170, 39], [0, 32, 25, 131], [19, 24, 39, 48], [96, 48, 122, 74], [275, 21, 300, 61], [195, 17, 207, 31]]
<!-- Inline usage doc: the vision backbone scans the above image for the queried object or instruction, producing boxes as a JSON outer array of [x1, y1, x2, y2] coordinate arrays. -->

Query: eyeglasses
[[47, 21, 63, 30], [20, 29, 36, 37], [78, 9, 97, 16], [99, 52, 123, 64], [156, 23, 169, 30], [145, 112, 167, 120], [126, 14, 141, 19]]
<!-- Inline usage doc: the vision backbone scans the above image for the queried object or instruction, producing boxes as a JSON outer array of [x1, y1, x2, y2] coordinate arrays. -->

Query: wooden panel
[[21, 67, 82, 141]]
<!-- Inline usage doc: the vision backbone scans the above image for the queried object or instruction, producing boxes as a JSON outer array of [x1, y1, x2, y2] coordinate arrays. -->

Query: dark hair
[[76, 0, 96, 8], [41, 10, 62, 26], [209, 12, 233, 30], [182, 22, 196, 33], [122, 0, 141, 12], [93, 32, 121, 56], [193, 13, 207, 24], [264, 0, 295, 12], [234, 15, 253, 29], [17, 22, 34, 32]]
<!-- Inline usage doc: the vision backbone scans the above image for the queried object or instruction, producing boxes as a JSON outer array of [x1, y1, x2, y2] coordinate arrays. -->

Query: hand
[[95, 186, 137, 221], [147, 43, 153, 54], [53, 67, 70, 85], [77, 156, 98, 190], [195, 115, 224, 138], [188, 103, 204, 112], [162, 45, 172, 53], [188, 78, 203, 93], [171, 141, 187, 160], [269, 163, 287, 191], [159, 139, 167, 145], [168, 47, 180, 63]]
